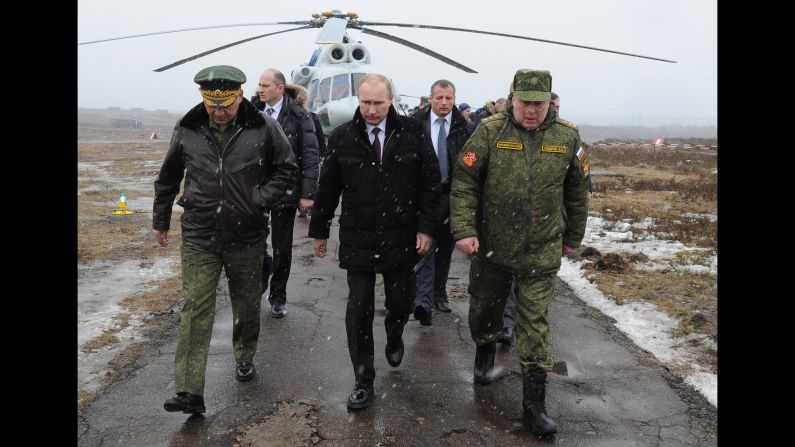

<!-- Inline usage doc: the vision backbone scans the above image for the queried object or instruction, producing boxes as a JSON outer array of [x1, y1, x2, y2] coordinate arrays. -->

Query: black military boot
[[522, 370, 557, 436], [473, 342, 497, 384]]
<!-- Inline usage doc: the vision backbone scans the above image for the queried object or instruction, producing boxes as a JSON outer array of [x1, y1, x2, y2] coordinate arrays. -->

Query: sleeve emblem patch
[[462, 151, 479, 167]]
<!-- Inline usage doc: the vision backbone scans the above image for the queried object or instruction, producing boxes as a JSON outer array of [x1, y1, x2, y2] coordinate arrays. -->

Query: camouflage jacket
[[450, 103, 589, 274]]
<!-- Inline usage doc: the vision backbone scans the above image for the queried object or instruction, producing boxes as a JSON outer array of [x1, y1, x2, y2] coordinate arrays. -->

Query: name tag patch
[[496, 141, 524, 150], [542, 145, 568, 154]]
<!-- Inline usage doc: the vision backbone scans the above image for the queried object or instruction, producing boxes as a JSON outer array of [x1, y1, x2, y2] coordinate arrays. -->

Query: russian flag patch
[[576, 146, 585, 160]]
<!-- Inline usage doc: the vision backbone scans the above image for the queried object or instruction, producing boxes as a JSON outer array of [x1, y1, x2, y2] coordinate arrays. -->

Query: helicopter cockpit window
[[331, 74, 349, 101], [351, 73, 367, 96], [308, 79, 321, 110], [319, 77, 331, 105]]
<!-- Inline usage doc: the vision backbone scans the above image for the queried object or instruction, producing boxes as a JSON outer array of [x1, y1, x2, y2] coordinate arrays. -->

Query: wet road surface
[[77, 215, 716, 446]]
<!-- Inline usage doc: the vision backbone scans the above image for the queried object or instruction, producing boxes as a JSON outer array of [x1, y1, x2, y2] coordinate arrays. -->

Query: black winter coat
[[308, 105, 442, 272], [153, 99, 299, 246], [251, 93, 320, 208]]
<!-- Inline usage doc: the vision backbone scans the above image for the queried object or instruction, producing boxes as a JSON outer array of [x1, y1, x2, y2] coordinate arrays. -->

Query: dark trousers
[[414, 192, 454, 311], [346, 268, 415, 386], [265, 205, 297, 305]]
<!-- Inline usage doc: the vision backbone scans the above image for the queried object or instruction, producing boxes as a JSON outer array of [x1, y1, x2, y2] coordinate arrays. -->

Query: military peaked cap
[[194, 65, 246, 90]]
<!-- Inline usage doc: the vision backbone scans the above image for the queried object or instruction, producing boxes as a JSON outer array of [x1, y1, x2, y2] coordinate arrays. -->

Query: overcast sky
[[78, 0, 716, 127]]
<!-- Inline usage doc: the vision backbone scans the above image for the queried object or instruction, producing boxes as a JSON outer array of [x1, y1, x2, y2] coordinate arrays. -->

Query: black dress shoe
[[164, 392, 206, 414], [270, 302, 287, 318], [413, 305, 432, 326], [235, 361, 257, 381], [385, 336, 405, 367], [498, 327, 514, 345], [347, 383, 374, 410], [434, 302, 452, 313]]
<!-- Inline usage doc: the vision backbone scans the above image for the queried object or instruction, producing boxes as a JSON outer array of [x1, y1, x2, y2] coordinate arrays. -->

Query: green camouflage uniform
[[175, 240, 264, 395], [450, 92, 589, 375]]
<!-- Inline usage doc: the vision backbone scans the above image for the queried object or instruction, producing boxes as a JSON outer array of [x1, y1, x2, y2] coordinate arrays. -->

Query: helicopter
[[78, 9, 675, 135]]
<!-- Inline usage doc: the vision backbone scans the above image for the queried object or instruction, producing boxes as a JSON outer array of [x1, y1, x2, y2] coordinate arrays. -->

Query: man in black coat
[[309, 74, 441, 410], [411, 80, 476, 326], [252, 68, 320, 318]]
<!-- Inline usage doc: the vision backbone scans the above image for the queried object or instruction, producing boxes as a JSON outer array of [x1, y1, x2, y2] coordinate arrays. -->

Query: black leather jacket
[[153, 98, 299, 246]]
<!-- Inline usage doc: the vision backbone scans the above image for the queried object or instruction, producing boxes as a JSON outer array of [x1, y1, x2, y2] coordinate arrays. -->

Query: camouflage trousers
[[468, 255, 557, 375], [174, 239, 265, 396]]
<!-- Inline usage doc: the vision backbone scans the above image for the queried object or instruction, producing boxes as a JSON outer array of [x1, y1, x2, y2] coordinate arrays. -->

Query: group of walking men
[[152, 64, 590, 437]]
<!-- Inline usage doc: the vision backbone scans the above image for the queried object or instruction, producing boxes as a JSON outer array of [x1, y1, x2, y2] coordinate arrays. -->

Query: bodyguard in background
[[411, 79, 475, 326], [252, 68, 320, 318], [154, 65, 298, 415]]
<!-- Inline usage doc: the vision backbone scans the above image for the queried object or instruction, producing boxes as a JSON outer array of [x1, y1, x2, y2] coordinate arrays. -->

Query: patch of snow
[[558, 258, 717, 407]]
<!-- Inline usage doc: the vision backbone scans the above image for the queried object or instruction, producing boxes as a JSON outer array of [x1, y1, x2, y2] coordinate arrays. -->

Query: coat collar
[[179, 97, 267, 130]]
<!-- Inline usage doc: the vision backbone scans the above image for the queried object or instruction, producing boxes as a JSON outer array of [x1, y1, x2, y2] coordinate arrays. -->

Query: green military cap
[[511, 69, 552, 102], [193, 65, 246, 90]]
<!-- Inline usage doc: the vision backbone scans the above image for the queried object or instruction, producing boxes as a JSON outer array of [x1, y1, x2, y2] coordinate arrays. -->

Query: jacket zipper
[[382, 128, 396, 165]]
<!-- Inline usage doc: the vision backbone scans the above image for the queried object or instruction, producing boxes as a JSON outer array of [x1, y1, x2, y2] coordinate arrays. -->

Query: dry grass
[[591, 144, 716, 174], [583, 145, 717, 373], [78, 130, 185, 410], [583, 261, 716, 371]]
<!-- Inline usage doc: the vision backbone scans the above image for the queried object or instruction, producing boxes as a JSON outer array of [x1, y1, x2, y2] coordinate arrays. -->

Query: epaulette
[[481, 114, 502, 124], [555, 118, 578, 130]]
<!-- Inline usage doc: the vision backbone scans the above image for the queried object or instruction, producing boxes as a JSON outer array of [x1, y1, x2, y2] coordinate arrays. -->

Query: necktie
[[371, 128, 381, 163], [436, 118, 448, 181], [266, 107, 274, 116]]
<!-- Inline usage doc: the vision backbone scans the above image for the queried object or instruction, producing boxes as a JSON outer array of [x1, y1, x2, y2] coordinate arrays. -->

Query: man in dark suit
[[411, 80, 475, 326], [309, 74, 441, 410], [252, 68, 320, 318]]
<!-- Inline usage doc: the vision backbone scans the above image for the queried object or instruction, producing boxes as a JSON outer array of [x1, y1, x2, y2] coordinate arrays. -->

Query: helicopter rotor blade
[[78, 21, 309, 45], [153, 25, 314, 72], [358, 28, 477, 73], [359, 21, 676, 63]]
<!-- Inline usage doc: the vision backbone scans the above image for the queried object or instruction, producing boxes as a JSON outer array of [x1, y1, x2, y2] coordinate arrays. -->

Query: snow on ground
[[585, 216, 716, 275], [558, 214, 717, 407], [78, 257, 178, 393]]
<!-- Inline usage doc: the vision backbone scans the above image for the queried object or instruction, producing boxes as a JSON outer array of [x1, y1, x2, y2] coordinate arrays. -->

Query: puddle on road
[[78, 257, 178, 392]]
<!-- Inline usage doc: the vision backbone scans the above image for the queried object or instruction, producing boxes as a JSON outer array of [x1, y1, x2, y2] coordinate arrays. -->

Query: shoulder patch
[[481, 114, 501, 124], [556, 118, 578, 130], [462, 151, 479, 167]]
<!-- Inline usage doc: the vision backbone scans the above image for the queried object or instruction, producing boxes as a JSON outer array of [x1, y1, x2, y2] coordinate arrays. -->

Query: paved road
[[77, 215, 716, 446]]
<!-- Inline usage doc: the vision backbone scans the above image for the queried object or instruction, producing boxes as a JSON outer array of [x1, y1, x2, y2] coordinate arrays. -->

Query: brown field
[[585, 144, 717, 372]]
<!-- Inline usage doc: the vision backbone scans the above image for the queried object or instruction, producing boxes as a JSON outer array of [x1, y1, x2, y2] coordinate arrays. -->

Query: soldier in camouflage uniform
[[450, 69, 589, 436], [153, 65, 298, 415]]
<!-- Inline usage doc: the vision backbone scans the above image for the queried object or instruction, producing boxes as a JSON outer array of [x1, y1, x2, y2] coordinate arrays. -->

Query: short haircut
[[495, 97, 506, 104], [551, 92, 559, 100], [357, 73, 394, 97], [430, 79, 456, 95], [266, 68, 286, 86]]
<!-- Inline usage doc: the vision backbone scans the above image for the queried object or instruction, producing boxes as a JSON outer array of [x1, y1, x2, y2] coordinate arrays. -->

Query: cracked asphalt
[[77, 215, 716, 446]]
